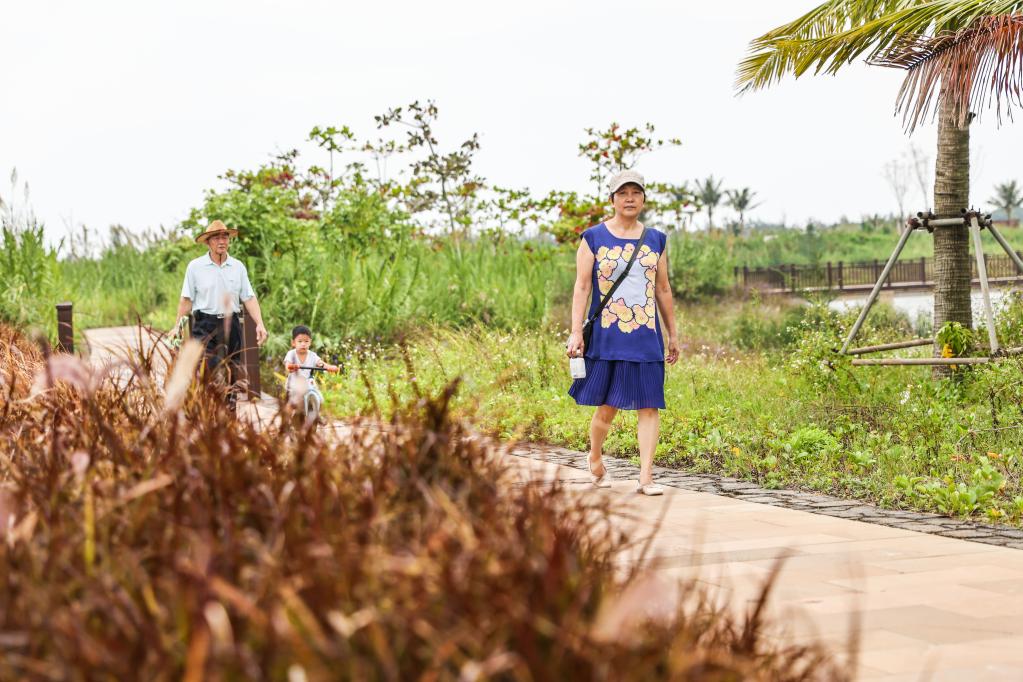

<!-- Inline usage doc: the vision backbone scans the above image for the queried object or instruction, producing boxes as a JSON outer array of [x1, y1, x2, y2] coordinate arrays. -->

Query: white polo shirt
[[180, 253, 255, 315]]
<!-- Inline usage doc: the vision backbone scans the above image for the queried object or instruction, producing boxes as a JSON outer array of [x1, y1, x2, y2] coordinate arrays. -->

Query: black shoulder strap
[[582, 226, 648, 333]]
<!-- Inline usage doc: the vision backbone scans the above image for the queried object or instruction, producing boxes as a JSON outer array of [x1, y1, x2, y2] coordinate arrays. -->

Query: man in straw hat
[[172, 219, 267, 414]]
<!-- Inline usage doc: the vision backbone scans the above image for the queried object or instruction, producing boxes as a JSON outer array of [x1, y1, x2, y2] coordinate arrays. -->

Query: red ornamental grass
[[0, 324, 852, 681]]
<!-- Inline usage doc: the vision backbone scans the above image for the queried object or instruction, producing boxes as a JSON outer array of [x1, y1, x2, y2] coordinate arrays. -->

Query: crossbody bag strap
[[582, 225, 648, 333]]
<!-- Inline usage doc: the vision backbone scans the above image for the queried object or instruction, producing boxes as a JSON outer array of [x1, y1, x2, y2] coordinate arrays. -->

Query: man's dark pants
[[191, 311, 243, 414]]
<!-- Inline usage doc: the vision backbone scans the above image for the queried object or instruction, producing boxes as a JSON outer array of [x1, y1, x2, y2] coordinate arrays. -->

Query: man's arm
[[177, 297, 192, 318], [242, 296, 268, 346], [174, 263, 194, 336]]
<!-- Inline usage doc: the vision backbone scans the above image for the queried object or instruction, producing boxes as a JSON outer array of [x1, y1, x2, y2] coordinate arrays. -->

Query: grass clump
[[0, 324, 849, 680]]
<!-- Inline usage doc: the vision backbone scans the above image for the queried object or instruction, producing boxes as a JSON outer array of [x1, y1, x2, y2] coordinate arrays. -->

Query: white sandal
[[589, 459, 612, 489], [636, 482, 663, 496]]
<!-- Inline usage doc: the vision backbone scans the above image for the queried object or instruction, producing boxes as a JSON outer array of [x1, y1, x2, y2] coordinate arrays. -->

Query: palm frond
[[736, 0, 1023, 92], [870, 14, 1023, 130]]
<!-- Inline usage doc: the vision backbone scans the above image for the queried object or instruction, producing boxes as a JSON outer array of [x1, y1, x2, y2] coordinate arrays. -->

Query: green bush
[[667, 231, 733, 299]]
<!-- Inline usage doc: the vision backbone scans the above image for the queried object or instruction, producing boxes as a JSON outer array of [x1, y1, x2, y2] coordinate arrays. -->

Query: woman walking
[[566, 170, 680, 495]]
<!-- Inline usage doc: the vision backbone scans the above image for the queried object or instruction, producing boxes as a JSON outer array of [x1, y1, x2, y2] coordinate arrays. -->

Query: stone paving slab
[[505, 452, 1023, 681], [509, 442, 1023, 550]]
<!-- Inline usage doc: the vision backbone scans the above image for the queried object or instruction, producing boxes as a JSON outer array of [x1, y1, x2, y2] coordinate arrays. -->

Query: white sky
[[2, 0, 1021, 242]]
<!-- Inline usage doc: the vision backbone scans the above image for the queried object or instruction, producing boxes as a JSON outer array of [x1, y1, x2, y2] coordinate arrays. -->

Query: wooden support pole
[[56, 302, 73, 354], [827, 261, 833, 289], [970, 216, 1000, 354], [852, 357, 991, 366], [920, 256, 926, 284], [839, 225, 915, 354], [986, 221, 1023, 274], [837, 261, 843, 290], [240, 308, 261, 399], [846, 338, 933, 356]]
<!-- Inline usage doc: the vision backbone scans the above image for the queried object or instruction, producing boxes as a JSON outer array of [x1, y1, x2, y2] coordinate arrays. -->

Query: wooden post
[[790, 264, 797, 292], [852, 357, 991, 366], [827, 261, 833, 289], [846, 338, 934, 355], [840, 224, 915, 354], [970, 216, 999, 354], [56, 302, 74, 354], [837, 261, 844, 290], [920, 256, 926, 284], [733, 265, 739, 287], [240, 308, 262, 399], [743, 265, 749, 288]]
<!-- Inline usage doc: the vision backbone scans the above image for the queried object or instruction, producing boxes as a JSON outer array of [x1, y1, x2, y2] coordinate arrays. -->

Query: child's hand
[[327, 365, 340, 374], [286, 363, 298, 372]]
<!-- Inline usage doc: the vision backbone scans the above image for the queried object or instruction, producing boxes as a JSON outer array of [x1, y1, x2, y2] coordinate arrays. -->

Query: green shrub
[[667, 231, 733, 299]]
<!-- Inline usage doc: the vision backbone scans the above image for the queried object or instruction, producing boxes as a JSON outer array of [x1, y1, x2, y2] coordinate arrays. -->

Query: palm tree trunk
[[931, 88, 973, 374]]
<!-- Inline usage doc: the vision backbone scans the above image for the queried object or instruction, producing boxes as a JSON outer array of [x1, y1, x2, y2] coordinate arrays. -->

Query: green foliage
[[0, 220, 58, 336], [989, 179, 1022, 223], [995, 290, 1023, 346], [694, 175, 725, 229], [666, 231, 732, 298], [325, 297, 1023, 525], [375, 100, 484, 234], [936, 321, 975, 357], [578, 122, 681, 195]]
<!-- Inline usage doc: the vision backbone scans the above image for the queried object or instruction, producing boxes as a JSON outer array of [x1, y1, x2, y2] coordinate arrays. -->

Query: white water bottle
[[569, 356, 587, 379]]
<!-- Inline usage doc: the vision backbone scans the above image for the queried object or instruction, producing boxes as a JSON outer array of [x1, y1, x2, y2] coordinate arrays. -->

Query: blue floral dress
[[569, 223, 668, 410]]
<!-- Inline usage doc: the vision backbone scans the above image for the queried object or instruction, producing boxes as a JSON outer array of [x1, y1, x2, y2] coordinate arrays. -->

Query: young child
[[283, 325, 339, 420]]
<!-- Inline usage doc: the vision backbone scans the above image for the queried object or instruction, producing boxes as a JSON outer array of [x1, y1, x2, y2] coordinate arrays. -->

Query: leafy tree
[[725, 187, 760, 234], [645, 181, 699, 231], [737, 2, 1023, 363], [695, 176, 725, 230], [989, 180, 1023, 224], [578, 123, 681, 195], [375, 100, 483, 236]]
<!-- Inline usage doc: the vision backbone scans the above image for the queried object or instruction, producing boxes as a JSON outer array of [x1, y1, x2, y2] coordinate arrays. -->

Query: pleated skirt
[[568, 359, 665, 410]]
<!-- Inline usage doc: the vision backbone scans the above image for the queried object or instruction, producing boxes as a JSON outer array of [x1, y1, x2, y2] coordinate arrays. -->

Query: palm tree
[[695, 175, 725, 230], [737, 3, 1023, 361], [725, 187, 761, 233], [989, 180, 1023, 224]]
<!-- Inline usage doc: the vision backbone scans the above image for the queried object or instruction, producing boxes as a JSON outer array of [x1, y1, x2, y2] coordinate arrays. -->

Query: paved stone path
[[511, 443, 1023, 550], [507, 446, 1023, 681], [82, 325, 276, 424], [82, 326, 1023, 681]]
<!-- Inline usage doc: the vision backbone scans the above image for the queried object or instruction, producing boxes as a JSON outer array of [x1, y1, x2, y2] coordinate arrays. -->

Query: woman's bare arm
[[566, 239, 595, 357], [654, 252, 680, 364]]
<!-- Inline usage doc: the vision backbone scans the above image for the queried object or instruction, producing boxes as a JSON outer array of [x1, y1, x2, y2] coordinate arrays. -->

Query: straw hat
[[195, 220, 239, 244]]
